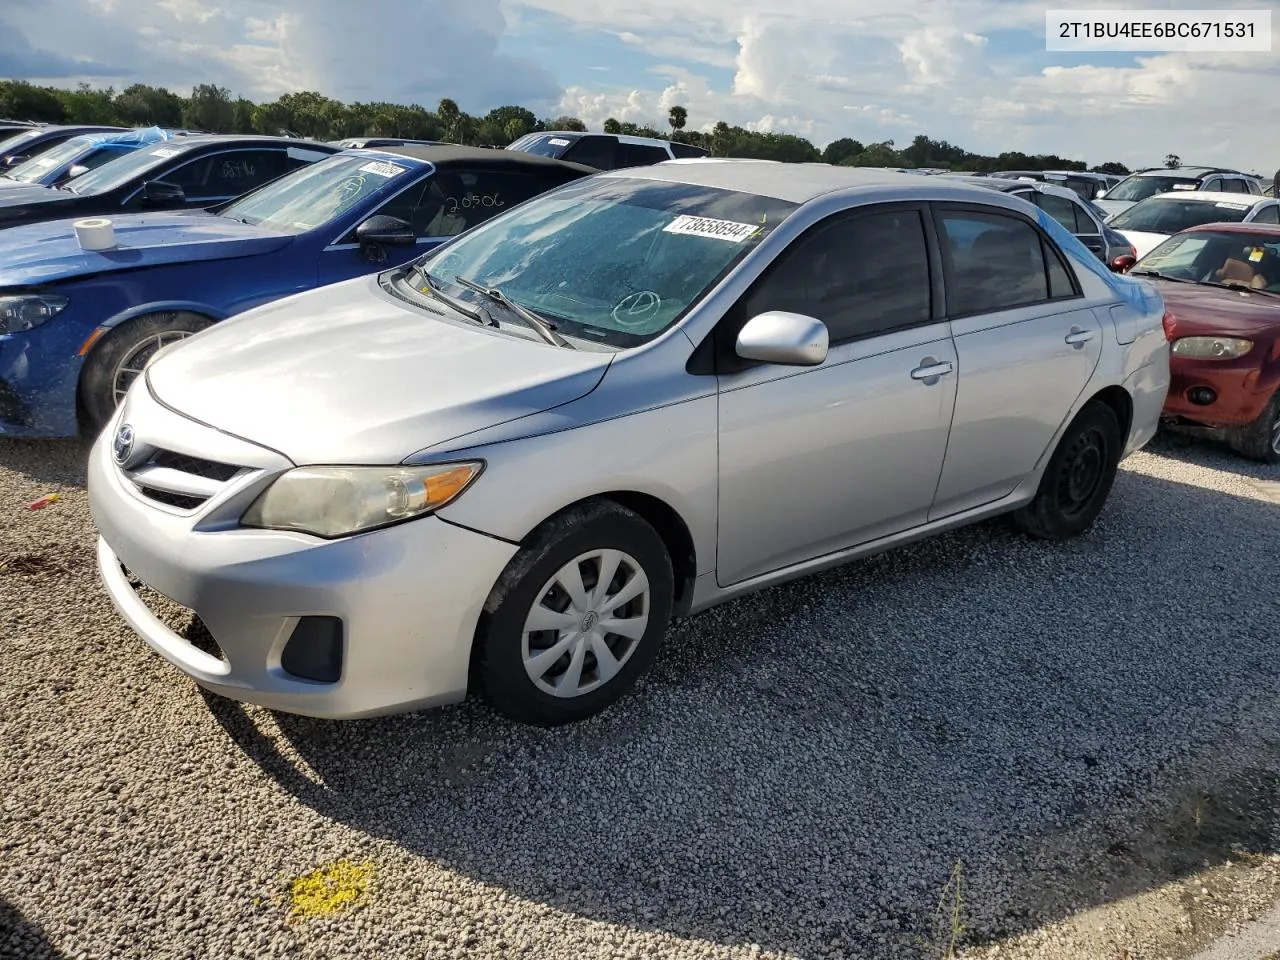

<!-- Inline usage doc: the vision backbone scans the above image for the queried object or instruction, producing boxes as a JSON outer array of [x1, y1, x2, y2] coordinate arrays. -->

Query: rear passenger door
[[928, 204, 1104, 519], [714, 204, 958, 585]]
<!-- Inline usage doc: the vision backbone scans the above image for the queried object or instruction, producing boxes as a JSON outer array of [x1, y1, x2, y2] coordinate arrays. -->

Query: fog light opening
[[281, 616, 344, 684], [1187, 387, 1217, 406]]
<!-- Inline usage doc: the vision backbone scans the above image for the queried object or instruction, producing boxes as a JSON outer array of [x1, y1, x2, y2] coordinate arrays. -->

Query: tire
[[1228, 390, 1280, 464], [79, 312, 214, 433], [476, 501, 674, 726], [1014, 400, 1123, 541]]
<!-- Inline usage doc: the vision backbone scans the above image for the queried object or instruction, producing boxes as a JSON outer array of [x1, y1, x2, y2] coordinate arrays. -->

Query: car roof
[[599, 158, 999, 204], [1148, 190, 1268, 205], [1183, 222, 1280, 237], [1135, 166, 1245, 178], [360, 143, 596, 174], [957, 176, 1081, 201]]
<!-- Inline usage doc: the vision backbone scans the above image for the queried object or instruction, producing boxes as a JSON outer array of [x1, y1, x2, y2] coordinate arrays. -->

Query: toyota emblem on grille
[[112, 424, 135, 463]]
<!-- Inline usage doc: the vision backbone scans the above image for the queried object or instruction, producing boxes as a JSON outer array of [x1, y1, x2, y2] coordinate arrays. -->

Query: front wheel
[[1014, 400, 1123, 541], [1229, 391, 1280, 464], [79, 312, 213, 433], [476, 502, 674, 726]]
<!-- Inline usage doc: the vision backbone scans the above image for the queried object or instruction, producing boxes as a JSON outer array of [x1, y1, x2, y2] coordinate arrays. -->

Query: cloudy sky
[[2, 0, 1277, 171]]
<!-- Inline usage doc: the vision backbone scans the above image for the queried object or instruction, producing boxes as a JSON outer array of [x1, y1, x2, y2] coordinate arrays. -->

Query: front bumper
[[88, 387, 519, 719], [1163, 355, 1276, 429]]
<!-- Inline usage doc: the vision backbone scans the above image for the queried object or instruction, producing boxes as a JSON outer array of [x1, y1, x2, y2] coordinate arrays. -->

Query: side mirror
[[141, 180, 186, 207], [66, 164, 89, 180], [355, 215, 415, 261], [1095, 189, 1107, 200], [6, 154, 28, 167], [1110, 254, 1137, 273], [735, 311, 828, 366]]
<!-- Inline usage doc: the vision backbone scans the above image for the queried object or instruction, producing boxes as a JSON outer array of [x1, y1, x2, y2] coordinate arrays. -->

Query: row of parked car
[[1, 120, 1275, 728]]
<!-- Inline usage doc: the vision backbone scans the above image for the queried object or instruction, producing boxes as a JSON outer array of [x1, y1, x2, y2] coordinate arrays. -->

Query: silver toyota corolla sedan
[[88, 161, 1171, 726]]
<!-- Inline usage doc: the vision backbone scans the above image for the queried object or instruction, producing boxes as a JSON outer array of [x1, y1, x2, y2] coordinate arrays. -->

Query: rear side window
[[1202, 178, 1222, 191], [742, 208, 932, 343], [416, 169, 558, 238], [618, 143, 670, 167], [561, 136, 618, 170], [1035, 193, 1083, 233], [1253, 205, 1280, 224], [938, 209, 1076, 316], [670, 142, 708, 159]]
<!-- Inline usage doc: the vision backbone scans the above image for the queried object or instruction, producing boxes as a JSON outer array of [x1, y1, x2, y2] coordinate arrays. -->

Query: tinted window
[[561, 136, 618, 170], [1110, 197, 1253, 233], [1253, 204, 1280, 224], [743, 209, 932, 342], [416, 169, 561, 238], [509, 134, 570, 158], [670, 142, 708, 159], [194, 149, 292, 199], [1203, 178, 1223, 192], [618, 143, 670, 167], [1036, 193, 1082, 233], [939, 210, 1072, 315], [1245, 179, 1263, 195]]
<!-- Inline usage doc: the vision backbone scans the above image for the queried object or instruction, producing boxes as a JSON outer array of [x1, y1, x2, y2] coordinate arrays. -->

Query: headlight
[[1171, 336, 1253, 359], [0, 293, 68, 334], [241, 462, 483, 539]]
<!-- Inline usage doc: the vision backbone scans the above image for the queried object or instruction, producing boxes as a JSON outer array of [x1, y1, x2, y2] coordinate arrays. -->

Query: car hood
[[0, 182, 65, 210], [145, 274, 615, 465], [1118, 230, 1169, 259], [0, 211, 294, 287], [1150, 278, 1280, 338]]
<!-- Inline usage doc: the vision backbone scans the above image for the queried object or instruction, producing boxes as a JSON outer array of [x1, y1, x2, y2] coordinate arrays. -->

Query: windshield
[[66, 142, 190, 195], [409, 175, 799, 347], [4, 136, 91, 183], [1106, 175, 1200, 203], [218, 153, 419, 234], [1137, 230, 1280, 292], [1111, 196, 1253, 234], [0, 128, 48, 156], [509, 134, 571, 158]]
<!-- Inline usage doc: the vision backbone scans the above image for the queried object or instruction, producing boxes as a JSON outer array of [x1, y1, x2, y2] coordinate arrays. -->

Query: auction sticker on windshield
[[663, 214, 761, 243], [358, 160, 406, 178]]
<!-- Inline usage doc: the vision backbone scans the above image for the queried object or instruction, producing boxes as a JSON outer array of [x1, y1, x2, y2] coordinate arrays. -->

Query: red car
[[1127, 223, 1280, 462]]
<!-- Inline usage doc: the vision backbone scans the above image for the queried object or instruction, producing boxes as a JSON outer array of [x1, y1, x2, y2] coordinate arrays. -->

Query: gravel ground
[[2, 430, 1279, 960]]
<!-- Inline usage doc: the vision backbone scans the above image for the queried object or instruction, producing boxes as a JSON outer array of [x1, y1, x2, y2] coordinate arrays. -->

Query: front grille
[[121, 446, 247, 512]]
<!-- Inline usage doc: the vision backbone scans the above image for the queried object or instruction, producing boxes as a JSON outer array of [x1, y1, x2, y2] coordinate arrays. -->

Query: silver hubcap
[[112, 331, 196, 406], [521, 549, 650, 698], [1271, 409, 1280, 455]]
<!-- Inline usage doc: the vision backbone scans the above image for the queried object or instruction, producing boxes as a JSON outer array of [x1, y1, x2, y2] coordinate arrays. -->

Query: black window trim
[[690, 200, 946, 376], [930, 200, 1083, 322]]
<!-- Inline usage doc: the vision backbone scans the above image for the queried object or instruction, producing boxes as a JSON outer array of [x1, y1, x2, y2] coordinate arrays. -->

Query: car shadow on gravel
[[1147, 429, 1280, 482], [0, 896, 70, 959], [204, 462, 1280, 959], [0, 439, 92, 489]]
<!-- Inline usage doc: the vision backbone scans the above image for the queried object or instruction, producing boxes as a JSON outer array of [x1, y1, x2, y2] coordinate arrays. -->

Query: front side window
[[938, 209, 1074, 315], [221, 153, 423, 235], [618, 143, 670, 167], [1252, 204, 1279, 224], [410, 176, 799, 347], [561, 136, 618, 170], [176, 149, 292, 200], [1105, 175, 1200, 203], [414, 169, 561, 238], [742, 209, 932, 342], [1110, 197, 1253, 233]]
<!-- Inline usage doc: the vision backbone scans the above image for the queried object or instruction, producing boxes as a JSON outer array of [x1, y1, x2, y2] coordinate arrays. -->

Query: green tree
[[230, 98, 256, 134], [484, 105, 536, 140], [0, 80, 67, 122], [1164, 153, 1181, 168], [113, 84, 183, 127], [59, 83, 117, 124], [1090, 161, 1130, 175], [851, 141, 902, 167], [821, 137, 863, 165], [668, 105, 687, 133], [548, 115, 587, 132], [183, 84, 235, 132], [437, 98, 462, 142]]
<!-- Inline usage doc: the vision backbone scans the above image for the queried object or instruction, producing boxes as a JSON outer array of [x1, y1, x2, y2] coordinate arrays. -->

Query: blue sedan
[[0, 145, 594, 437]]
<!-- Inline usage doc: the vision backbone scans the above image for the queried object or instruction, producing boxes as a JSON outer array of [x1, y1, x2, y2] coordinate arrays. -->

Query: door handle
[[910, 358, 954, 382], [1065, 327, 1094, 347]]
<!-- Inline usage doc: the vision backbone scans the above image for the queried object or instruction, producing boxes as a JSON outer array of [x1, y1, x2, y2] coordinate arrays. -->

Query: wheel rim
[[111, 331, 197, 406], [1270, 407, 1280, 455], [521, 549, 651, 699], [1055, 426, 1109, 518]]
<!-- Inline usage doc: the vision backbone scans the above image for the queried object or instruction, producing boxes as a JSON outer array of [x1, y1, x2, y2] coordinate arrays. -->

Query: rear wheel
[[1014, 401, 1123, 541], [476, 501, 674, 726], [79, 312, 213, 433], [1228, 391, 1280, 464]]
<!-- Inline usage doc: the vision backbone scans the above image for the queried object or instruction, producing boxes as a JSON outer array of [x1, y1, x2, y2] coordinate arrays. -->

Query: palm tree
[[668, 105, 688, 134]]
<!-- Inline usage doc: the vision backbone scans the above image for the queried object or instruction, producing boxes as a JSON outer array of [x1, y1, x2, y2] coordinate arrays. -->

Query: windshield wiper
[[453, 275, 573, 349], [411, 265, 495, 326]]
